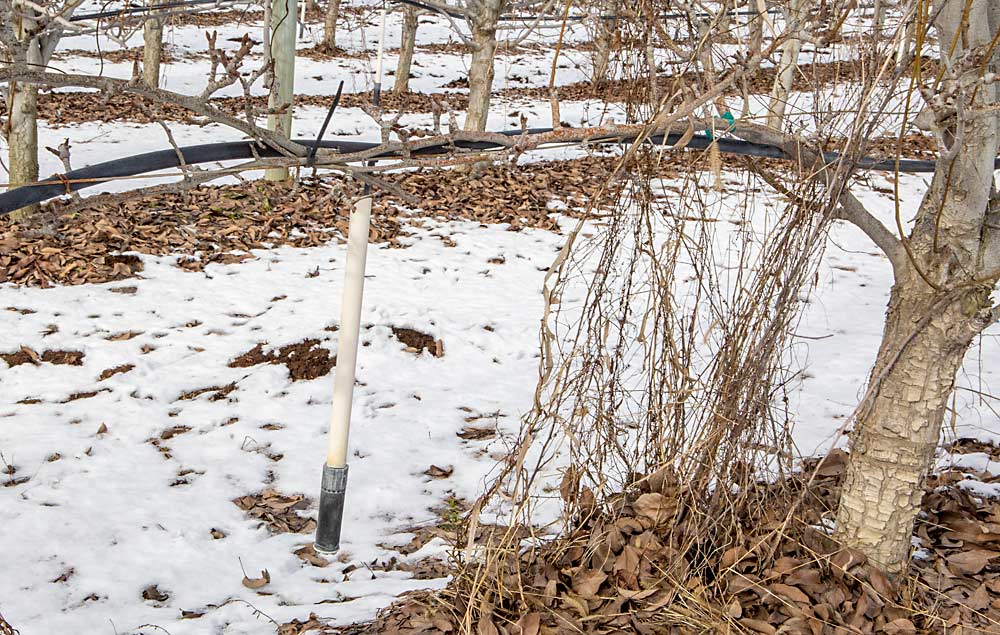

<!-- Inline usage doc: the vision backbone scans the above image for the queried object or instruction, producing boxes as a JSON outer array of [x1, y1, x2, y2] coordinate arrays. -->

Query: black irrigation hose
[[3, 127, 992, 217]]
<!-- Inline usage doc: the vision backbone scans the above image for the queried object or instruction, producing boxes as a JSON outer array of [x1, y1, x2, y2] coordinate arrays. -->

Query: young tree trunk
[[872, 0, 885, 37], [142, 17, 165, 88], [644, 32, 659, 104], [322, 0, 342, 51], [465, 22, 498, 131], [747, 0, 765, 59], [589, 2, 616, 88], [835, 0, 1000, 574], [393, 6, 418, 94], [266, 0, 297, 181], [766, 0, 807, 129], [7, 81, 39, 221], [6, 9, 43, 220]]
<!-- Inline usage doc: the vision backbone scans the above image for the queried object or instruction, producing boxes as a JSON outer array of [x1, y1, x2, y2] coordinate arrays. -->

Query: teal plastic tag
[[706, 111, 736, 140]]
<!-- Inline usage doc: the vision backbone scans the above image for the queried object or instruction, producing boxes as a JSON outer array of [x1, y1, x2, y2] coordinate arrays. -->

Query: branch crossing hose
[[2, 129, 995, 217]]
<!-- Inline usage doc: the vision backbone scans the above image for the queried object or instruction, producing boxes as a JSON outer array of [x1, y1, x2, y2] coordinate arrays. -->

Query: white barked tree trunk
[[266, 0, 298, 181], [464, 0, 504, 132], [142, 16, 165, 88], [835, 0, 1000, 573], [766, 0, 808, 129]]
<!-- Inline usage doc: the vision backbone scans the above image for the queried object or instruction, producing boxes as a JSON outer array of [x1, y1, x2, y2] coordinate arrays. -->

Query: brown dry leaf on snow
[[242, 569, 270, 589], [294, 544, 330, 568], [233, 489, 315, 534], [424, 465, 454, 479]]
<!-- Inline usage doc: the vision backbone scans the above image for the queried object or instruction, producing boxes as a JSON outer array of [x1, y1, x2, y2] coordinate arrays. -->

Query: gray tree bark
[[142, 17, 165, 88], [393, 6, 418, 94], [464, 0, 504, 132], [322, 0, 342, 51], [589, 0, 615, 87], [266, 0, 297, 181], [6, 7, 43, 220], [747, 0, 766, 59], [835, 0, 1000, 574], [767, 0, 808, 129]]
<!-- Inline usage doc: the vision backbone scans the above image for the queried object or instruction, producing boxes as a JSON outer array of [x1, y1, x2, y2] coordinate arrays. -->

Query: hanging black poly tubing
[[1, 129, 990, 217]]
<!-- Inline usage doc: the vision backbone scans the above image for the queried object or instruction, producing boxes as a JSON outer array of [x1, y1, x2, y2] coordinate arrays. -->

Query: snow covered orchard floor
[[2, 2, 1000, 633], [0, 218, 564, 633], [3, 166, 1000, 634]]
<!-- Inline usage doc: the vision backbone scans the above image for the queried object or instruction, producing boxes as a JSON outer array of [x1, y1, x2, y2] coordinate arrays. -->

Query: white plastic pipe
[[325, 194, 373, 468], [324, 4, 386, 469]]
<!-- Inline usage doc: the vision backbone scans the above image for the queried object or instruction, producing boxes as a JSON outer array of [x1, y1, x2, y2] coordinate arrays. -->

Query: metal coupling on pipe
[[315, 464, 349, 554]]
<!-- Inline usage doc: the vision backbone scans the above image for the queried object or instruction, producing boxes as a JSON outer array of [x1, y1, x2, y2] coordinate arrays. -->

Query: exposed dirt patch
[[98, 364, 134, 380], [177, 383, 237, 401], [1, 347, 84, 367], [63, 389, 110, 403], [41, 350, 85, 365], [54, 47, 182, 64], [141, 584, 169, 602], [230, 339, 336, 381], [159, 425, 191, 441], [233, 489, 316, 534], [392, 327, 444, 357]]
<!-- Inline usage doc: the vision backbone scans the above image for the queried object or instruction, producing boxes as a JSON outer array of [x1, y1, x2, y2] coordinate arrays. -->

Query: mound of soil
[[1, 347, 84, 367], [392, 327, 444, 357]]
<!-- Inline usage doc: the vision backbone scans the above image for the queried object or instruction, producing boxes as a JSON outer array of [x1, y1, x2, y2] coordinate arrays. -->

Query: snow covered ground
[[1, 2, 998, 634]]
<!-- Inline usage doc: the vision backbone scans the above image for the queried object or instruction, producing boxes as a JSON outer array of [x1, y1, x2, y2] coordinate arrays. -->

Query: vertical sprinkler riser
[[314, 2, 386, 556]]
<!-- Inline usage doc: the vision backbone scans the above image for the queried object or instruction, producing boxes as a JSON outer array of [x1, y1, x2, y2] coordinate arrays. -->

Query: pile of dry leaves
[[36, 89, 467, 126], [315, 445, 1000, 635], [34, 57, 913, 127], [0, 154, 631, 287], [233, 488, 316, 535]]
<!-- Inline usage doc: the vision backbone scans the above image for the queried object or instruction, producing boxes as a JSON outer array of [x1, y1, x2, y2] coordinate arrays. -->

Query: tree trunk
[[835, 0, 1000, 574], [835, 281, 984, 571], [748, 0, 765, 59], [322, 0, 342, 51], [465, 24, 498, 131], [872, 0, 885, 37], [7, 9, 42, 220], [767, 0, 808, 129], [7, 81, 39, 221], [393, 6, 418, 94], [590, 2, 615, 88], [266, 0, 297, 181], [645, 31, 659, 104], [142, 17, 165, 88]]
